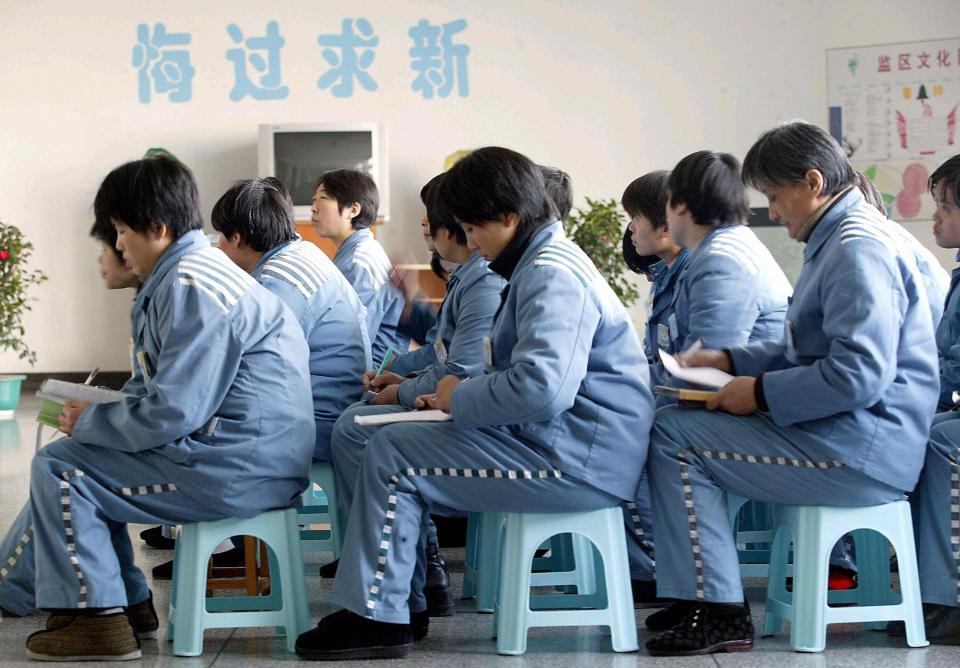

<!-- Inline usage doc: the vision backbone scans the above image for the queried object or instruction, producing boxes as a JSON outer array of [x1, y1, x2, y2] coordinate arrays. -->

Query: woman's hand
[[414, 375, 461, 413], [705, 377, 757, 415], [365, 370, 405, 391], [59, 400, 89, 436], [369, 384, 401, 406], [679, 349, 732, 373]]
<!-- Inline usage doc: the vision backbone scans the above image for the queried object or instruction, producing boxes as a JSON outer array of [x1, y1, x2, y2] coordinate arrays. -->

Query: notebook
[[354, 409, 452, 426], [37, 379, 126, 404]]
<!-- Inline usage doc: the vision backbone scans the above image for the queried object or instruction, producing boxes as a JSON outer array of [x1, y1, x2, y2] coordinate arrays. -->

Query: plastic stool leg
[[571, 533, 597, 596], [476, 512, 502, 613], [496, 514, 535, 655], [597, 512, 638, 652], [888, 510, 929, 648], [171, 528, 207, 656], [789, 510, 828, 652], [762, 524, 790, 637]]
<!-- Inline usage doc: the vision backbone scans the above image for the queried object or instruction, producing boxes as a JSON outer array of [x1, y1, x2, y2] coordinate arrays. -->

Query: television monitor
[[257, 122, 389, 222]]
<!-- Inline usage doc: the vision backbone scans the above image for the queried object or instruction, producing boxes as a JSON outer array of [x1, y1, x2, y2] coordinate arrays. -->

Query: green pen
[[374, 347, 395, 378]]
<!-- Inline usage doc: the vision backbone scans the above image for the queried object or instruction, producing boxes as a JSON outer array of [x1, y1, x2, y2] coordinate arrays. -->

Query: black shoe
[[139, 526, 175, 549], [631, 579, 669, 610], [126, 592, 159, 639], [319, 558, 340, 578], [1, 605, 24, 618], [295, 609, 413, 660], [411, 610, 429, 642], [423, 543, 455, 617], [645, 601, 695, 632], [921, 603, 960, 645], [646, 602, 754, 656], [152, 543, 247, 580]]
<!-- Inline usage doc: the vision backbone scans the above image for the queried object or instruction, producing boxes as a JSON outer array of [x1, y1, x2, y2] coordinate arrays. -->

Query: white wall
[[1, 0, 958, 372]]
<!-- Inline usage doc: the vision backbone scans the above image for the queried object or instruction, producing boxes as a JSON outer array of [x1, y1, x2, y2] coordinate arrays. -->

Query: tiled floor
[[1, 395, 958, 666]]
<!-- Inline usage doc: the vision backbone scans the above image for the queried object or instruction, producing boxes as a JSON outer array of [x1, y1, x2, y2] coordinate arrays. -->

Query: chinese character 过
[[409, 18, 470, 99], [132, 23, 195, 103], [226, 21, 289, 101], [316, 18, 378, 98]]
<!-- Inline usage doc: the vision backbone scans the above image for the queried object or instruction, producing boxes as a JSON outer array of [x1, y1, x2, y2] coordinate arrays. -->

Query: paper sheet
[[38, 379, 126, 404], [354, 409, 452, 426], [658, 350, 734, 389]]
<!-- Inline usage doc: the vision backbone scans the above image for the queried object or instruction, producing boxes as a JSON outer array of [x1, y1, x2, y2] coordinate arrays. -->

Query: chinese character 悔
[[132, 23, 195, 103]]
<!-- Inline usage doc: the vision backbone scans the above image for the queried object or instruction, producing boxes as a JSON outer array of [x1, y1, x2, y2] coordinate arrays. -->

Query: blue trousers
[[914, 411, 960, 607], [0, 438, 253, 614], [648, 407, 902, 603], [329, 420, 620, 623]]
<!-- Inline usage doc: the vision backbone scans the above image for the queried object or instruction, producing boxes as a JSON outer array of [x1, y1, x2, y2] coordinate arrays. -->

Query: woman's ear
[[501, 212, 521, 229], [805, 169, 826, 197], [148, 220, 169, 241]]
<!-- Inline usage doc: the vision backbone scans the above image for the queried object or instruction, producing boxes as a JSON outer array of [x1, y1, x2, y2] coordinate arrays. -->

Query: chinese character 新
[[316, 18, 379, 98], [132, 23, 195, 103], [409, 18, 470, 99], [226, 21, 289, 101]]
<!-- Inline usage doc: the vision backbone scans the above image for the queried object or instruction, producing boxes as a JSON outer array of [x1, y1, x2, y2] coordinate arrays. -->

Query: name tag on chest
[[434, 338, 448, 365]]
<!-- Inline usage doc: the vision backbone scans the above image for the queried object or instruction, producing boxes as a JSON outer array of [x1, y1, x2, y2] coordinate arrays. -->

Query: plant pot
[[0, 374, 27, 419]]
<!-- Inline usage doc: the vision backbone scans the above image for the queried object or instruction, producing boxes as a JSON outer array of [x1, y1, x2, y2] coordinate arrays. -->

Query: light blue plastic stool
[[463, 512, 598, 613], [298, 461, 344, 561], [493, 507, 638, 655], [167, 507, 310, 656], [728, 494, 775, 577], [762, 500, 928, 652]]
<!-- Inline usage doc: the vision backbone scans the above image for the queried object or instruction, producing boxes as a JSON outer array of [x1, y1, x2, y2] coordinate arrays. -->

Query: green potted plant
[[566, 197, 639, 306], [0, 220, 46, 418]]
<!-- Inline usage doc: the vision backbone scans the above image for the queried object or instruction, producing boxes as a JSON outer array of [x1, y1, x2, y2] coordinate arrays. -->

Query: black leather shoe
[[319, 558, 339, 578], [411, 610, 429, 642], [295, 609, 413, 660], [139, 526, 176, 550], [646, 602, 754, 656], [631, 579, 669, 609], [423, 543, 454, 617], [922, 603, 960, 645], [645, 601, 695, 632]]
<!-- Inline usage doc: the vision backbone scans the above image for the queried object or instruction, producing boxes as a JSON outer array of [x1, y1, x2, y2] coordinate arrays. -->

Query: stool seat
[[167, 507, 310, 656], [493, 506, 638, 655], [762, 500, 928, 652]]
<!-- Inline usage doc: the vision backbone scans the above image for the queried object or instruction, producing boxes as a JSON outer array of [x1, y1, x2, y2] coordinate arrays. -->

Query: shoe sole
[[648, 639, 754, 656], [136, 629, 158, 640], [295, 642, 413, 660], [426, 601, 455, 617], [26, 649, 142, 661]]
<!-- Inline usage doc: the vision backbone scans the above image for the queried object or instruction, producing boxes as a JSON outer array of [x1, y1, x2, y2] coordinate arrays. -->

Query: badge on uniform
[[668, 313, 679, 342], [136, 350, 153, 382], [483, 336, 493, 367], [434, 338, 448, 365], [785, 319, 796, 353], [657, 323, 670, 348]]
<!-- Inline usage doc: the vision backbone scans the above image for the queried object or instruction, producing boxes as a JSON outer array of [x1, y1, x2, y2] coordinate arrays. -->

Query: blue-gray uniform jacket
[[645, 250, 690, 389], [888, 221, 949, 327], [396, 252, 505, 408], [71, 231, 316, 516], [390, 322, 437, 376], [451, 222, 655, 501], [936, 256, 960, 410], [251, 238, 372, 454], [333, 228, 410, 364], [666, 225, 791, 359], [729, 189, 938, 492]]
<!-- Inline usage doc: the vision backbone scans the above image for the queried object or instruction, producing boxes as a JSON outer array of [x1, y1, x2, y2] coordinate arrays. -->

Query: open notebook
[[37, 379, 126, 404]]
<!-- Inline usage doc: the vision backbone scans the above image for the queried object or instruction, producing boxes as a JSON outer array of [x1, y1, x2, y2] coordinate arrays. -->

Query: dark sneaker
[[423, 544, 454, 617], [411, 610, 429, 642], [631, 579, 669, 610], [645, 601, 696, 632], [27, 612, 141, 661], [646, 602, 754, 656], [319, 558, 340, 578], [126, 592, 159, 639], [139, 525, 175, 549], [153, 543, 247, 580], [295, 609, 412, 660], [922, 603, 960, 645]]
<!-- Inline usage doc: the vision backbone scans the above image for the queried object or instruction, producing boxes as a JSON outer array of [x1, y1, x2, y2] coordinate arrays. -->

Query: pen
[[83, 367, 100, 385], [374, 348, 394, 378]]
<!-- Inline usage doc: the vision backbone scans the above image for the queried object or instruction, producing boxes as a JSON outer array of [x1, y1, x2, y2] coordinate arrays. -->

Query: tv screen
[[273, 131, 374, 208]]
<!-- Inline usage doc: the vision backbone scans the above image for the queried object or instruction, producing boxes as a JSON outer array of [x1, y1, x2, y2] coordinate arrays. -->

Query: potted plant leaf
[[0, 220, 46, 418], [566, 197, 639, 306]]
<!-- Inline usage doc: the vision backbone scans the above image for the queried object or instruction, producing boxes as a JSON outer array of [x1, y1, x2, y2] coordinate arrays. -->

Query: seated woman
[[296, 147, 656, 660], [644, 122, 938, 656]]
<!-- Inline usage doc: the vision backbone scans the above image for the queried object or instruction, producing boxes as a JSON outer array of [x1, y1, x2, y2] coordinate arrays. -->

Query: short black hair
[[622, 171, 670, 229], [88, 215, 124, 262], [930, 154, 960, 206], [855, 172, 887, 215], [540, 165, 573, 223], [437, 146, 553, 231], [314, 169, 379, 230], [668, 151, 749, 226], [622, 228, 659, 276], [742, 121, 856, 197], [211, 177, 296, 252], [94, 155, 203, 237], [421, 174, 466, 246]]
